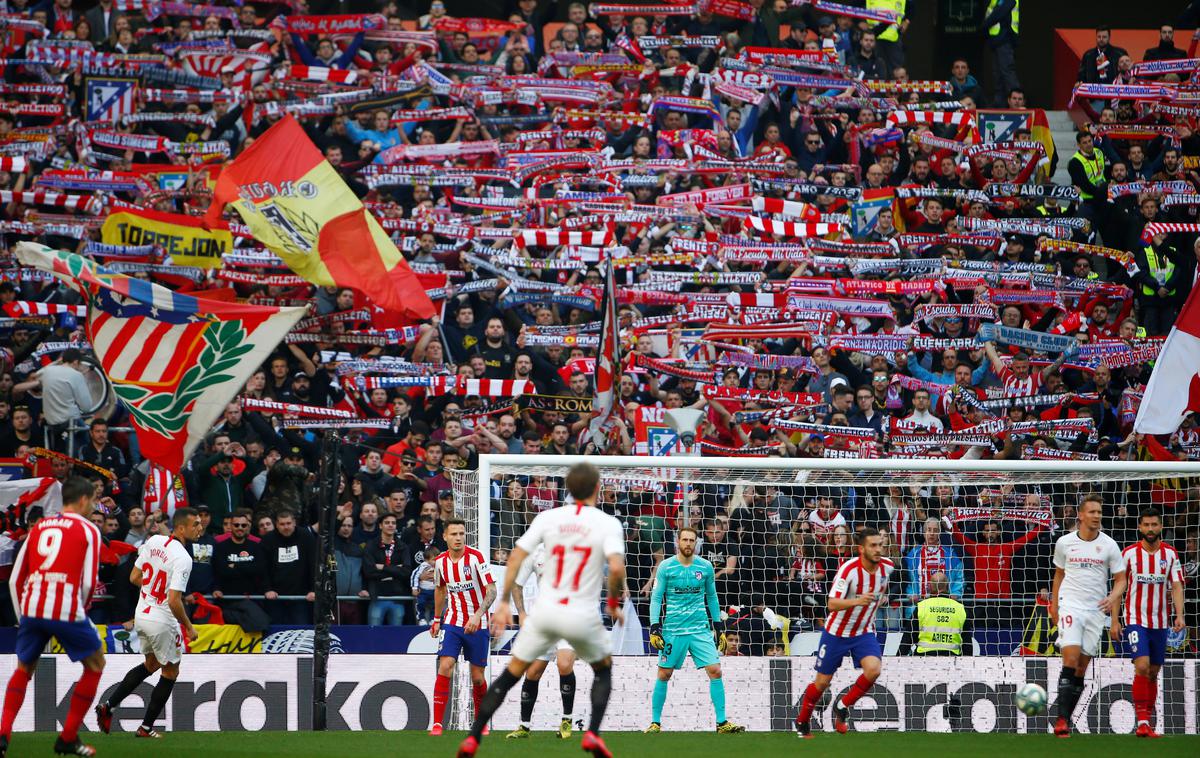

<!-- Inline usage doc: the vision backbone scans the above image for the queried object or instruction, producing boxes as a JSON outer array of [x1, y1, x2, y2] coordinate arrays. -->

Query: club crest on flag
[[85, 77, 137, 123], [977, 111, 1029, 144]]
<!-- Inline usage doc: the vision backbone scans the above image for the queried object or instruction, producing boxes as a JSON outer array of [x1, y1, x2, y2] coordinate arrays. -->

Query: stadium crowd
[[0, 0, 1195, 643]]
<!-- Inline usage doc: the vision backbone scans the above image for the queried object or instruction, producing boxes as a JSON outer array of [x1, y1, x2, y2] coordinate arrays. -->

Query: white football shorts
[[136, 618, 183, 665], [1057, 607, 1105, 658], [512, 609, 608, 664]]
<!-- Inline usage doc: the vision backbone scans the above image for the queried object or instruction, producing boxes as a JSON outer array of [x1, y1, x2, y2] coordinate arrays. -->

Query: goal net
[[449, 456, 1200, 735]]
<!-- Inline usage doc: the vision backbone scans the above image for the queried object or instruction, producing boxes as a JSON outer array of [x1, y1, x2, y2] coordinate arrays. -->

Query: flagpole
[[311, 432, 341, 731]]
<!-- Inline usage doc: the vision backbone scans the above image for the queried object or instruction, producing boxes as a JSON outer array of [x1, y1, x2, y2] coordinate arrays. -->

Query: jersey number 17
[[551, 545, 592, 591]]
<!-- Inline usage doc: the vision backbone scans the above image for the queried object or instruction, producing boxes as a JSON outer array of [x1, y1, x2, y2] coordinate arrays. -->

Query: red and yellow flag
[[204, 115, 435, 321]]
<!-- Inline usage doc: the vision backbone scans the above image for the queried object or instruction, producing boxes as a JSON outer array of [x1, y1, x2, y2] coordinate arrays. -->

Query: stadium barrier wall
[[1, 654, 1194, 734]]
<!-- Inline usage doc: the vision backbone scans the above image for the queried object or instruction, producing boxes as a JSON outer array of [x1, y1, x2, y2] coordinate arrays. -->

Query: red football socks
[[472, 682, 487, 716], [61, 668, 101, 743], [797, 683, 822, 724], [433, 674, 451, 727], [1132, 674, 1151, 723], [841, 675, 874, 708], [0, 667, 31, 738]]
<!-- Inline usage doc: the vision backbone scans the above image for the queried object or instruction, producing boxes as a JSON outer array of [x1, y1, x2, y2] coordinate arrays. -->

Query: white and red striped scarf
[[886, 110, 975, 128], [751, 196, 820, 220], [286, 65, 359, 84], [3, 301, 87, 317], [516, 229, 614, 248], [0, 190, 100, 214], [429, 377, 533, 397], [744, 215, 841, 237], [1141, 222, 1200, 242]]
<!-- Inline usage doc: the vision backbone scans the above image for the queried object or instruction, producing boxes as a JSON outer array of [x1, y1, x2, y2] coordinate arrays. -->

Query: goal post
[[449, 455, 1200, 734]]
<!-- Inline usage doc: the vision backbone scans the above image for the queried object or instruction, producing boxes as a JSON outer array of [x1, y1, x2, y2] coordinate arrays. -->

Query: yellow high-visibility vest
[[916, 596, 965, 654], [987, 0, 1019, 37], [867, 0, 906, 42], [1072, 150, 1105, 200], [1142, 245, 1176, 297]]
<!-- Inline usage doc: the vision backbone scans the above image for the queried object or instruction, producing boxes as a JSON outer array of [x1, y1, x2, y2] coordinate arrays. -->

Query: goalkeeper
[[645, 526, 745, 734]]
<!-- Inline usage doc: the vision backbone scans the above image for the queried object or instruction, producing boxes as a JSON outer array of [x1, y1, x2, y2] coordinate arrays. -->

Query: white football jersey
[[1053, 530, 1124, 612], [134, 534, 193, 624], [515, 503, 624, 613]]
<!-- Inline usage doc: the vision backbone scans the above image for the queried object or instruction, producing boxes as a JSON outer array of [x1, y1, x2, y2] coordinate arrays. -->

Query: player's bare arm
[[489, 544, 529, 636], [466, 581, 496, 634], [605, 554, 626, 626], [431, 583, 446, 638], [167, 589, 197, 642], [1171, 578, 1186, 632], [1049, 567, 1064, 621], [1110, 587, 1124, 641], [511, 584, 526, 625], [828, 594, 874, 611], [1099, 570, 1126, 614], [129, 565, 143, 587]]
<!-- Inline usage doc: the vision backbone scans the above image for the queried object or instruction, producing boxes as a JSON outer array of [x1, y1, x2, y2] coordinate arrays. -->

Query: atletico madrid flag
[[204, 115, 436, 321], [1135, 285, 1200, 434], [16, 243, 307, 473]]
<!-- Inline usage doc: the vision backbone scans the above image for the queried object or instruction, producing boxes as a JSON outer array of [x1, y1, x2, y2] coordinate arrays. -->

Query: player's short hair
[[855, 526, 880, 545], [1138, 505, 1163, 522], [61, 476, 93, 505], [172, 507, 199, 528], [565, 462, 600, 501], [677, 526, 698, 541], [275, 508, 296, 522], [443, 517, 466, 533], [1080, 493, 1104, 510]]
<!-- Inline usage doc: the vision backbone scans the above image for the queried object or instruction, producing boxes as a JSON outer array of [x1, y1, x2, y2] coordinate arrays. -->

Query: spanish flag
[[204, 115, 435, 321]]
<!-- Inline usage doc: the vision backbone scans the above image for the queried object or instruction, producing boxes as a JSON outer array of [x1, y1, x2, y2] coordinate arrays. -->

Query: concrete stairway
[[1045, 110, 1078, 186]]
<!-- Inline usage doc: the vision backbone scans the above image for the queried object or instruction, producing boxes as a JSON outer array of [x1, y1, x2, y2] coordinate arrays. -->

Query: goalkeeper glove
[[713, 620, 728, 654], [649, 623, 665, 651]]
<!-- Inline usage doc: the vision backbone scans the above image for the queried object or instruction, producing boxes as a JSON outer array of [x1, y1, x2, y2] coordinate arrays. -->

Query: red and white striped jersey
[[436, 546, 494, 627], [8, 512, 100, 623], [824, 556, 894, 638], [997, 366, 1041, 397], [1122, 542, 1184, 629], [807, 509, 847, 542], [889, 508, 912, 552]]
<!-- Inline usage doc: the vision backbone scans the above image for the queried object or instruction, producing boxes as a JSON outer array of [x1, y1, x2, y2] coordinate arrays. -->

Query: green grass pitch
[[5, 731, 1199, 757]]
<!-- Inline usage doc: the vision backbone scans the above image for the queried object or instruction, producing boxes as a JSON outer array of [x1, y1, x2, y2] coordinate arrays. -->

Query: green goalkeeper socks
[[710, 678, 727, 724], [652, 679, 668, 723]]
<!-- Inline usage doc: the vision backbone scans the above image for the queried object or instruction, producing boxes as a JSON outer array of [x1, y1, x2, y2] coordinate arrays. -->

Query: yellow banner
[[50, 624, 262, 654], [101, 207, 232, 269]]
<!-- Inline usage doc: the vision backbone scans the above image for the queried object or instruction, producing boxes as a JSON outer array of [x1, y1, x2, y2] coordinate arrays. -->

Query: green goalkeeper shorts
[[657, 632, 719, 670]]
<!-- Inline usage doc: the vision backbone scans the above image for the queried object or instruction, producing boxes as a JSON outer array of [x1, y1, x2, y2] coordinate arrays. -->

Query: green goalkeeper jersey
[[650, 556, 720, 637]]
